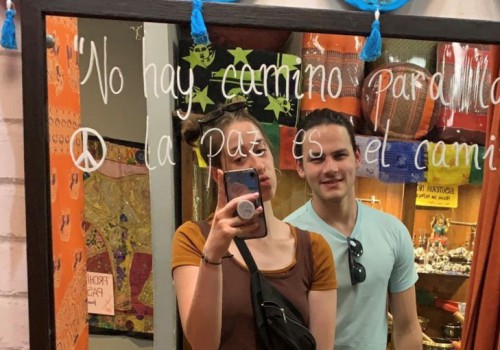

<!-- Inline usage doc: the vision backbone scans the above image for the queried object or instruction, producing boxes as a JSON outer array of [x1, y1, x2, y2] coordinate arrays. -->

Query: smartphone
[[223, 168, 267, 239]]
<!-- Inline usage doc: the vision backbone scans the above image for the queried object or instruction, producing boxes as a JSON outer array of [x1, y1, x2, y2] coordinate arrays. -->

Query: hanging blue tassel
[[191, 0, 210, 45], [359, 10, 381, 62], [1, 2, 17, 50]]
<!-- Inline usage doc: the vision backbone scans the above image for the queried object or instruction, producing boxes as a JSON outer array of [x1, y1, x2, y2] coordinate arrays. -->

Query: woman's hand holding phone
[[202, 169, 263, 263], [223, 168, 268, 239]]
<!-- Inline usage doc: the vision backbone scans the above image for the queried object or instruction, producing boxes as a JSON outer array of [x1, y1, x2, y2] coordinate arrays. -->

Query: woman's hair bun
[[181, 117, 202, 147]]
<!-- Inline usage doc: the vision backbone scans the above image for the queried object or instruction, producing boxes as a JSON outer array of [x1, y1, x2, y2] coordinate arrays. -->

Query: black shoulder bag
[[233, 237, 316, 350]]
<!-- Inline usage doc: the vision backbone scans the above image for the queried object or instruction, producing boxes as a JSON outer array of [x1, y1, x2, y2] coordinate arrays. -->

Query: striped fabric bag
[[369, 38, 438, 74], [361, 63, 439, 140], [300, 33, 365, 131], [431, 43, 495, 146]]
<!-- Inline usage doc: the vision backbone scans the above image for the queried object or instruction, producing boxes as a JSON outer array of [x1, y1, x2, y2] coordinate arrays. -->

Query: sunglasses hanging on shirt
[[347, 237, 366, 285]]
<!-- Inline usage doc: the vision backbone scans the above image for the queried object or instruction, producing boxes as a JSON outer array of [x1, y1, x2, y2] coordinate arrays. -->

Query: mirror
[[20, 1, 499, 349], [46, 17, 181, 349]]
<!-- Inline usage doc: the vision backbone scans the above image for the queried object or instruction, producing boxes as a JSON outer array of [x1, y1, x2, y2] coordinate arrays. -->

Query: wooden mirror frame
[[20, 1, 500, 349]]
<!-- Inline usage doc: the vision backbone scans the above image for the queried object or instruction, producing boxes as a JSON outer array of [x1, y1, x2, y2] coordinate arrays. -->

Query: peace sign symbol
[[70, 127, 107, 172]]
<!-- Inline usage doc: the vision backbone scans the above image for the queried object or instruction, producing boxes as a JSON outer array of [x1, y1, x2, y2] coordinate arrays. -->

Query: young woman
[[171, 102, 337, 350]]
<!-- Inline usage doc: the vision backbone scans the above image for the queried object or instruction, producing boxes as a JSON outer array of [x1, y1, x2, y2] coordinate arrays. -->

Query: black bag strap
[[234, 228, 312, 277], [233, 237, 259, 273], [196, 221, 311, 281], [193, 219, 271, 275], [233, 235, 306, 324], [194, 221, 314, 349], [233, 233, 314, 350]]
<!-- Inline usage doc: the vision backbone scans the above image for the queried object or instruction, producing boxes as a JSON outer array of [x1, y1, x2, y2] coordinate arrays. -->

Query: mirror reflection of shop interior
[[177, 29, 495, 348], [47, 17, 179, 349], [44, 13, 498, 349]]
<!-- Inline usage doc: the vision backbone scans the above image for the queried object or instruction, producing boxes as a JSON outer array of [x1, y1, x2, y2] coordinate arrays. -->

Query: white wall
[[0, 6, 30, 350], [143, 22, 179, 350], [79, 18, 147, 144]]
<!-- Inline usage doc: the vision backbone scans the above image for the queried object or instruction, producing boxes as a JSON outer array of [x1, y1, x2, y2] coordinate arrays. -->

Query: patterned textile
[[46, 16, 89, 350], [378, 141, 425, 183], [355, 135, 380, 179], [85, 139, 153, 334], [425, 142, 472, 185], [87, 139, 146, 166], [178, 40, 301, 126], [369, 38, 438, 74], [432, 43, 494, 145], [300, 33, 365, 130], [362, 63, 439, 140]]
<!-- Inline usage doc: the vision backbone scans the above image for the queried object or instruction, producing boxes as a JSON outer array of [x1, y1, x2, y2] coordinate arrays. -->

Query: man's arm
[[389, 286, 422, 350]]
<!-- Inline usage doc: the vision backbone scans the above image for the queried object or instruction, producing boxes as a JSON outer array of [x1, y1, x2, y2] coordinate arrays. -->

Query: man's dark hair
[[294, 108, 358, 159]]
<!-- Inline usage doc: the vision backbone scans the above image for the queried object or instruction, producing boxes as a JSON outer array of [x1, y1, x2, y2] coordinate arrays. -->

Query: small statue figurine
[[430, 213, 450, 250]]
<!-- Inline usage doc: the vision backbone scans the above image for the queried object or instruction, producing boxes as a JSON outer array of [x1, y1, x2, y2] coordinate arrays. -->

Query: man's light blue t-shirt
[[284, 200, 418, 350]]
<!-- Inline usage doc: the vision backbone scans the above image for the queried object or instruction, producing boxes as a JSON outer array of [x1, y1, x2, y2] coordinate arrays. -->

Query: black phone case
[[223, 168, 267, 239]]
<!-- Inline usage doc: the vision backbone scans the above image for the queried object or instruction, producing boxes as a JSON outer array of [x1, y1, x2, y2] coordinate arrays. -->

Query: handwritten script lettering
[[75, 37, 499, 175]]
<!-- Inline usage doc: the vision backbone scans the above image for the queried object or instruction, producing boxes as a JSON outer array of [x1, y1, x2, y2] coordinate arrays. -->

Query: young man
[[284, 109, 422, 350]]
